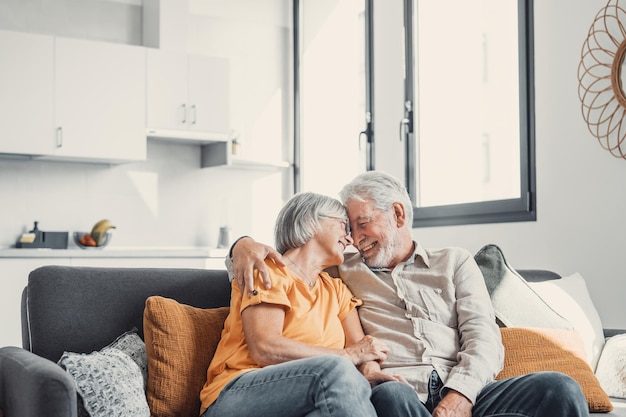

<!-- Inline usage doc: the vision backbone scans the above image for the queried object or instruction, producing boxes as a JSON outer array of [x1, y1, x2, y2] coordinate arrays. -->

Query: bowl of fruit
[[74, 219, 115, 249]]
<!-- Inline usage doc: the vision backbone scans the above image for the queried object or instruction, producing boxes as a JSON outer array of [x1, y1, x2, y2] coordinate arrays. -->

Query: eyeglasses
[[320, 215, 351, 236]]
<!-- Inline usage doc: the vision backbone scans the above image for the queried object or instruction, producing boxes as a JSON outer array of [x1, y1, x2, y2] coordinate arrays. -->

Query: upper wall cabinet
[[0, 30, 146, 163], [49, 37, 147, 163], [146, 49, 230, 143], [0, 30, 55, 155]]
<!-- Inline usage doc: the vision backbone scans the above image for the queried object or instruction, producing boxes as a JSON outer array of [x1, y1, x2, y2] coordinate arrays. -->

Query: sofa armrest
[[604, 328, 626, 338], [0, 346, 77, 417]]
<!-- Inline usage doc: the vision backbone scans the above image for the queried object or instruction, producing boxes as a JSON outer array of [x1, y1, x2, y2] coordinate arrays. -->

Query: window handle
[[359, 111, 372, 150], [400, 100, 413, 141], [399, 118, 410, 142]]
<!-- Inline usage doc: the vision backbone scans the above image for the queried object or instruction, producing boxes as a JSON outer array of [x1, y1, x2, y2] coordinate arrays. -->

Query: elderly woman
[[199, 192, 392, 417]]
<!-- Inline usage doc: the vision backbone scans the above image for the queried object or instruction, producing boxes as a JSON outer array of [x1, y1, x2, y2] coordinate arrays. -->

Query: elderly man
[[230, 171, 588, 417]]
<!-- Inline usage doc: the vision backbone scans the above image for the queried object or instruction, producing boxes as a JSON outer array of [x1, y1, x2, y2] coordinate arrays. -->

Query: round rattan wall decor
[[578, 0, 626, 158]]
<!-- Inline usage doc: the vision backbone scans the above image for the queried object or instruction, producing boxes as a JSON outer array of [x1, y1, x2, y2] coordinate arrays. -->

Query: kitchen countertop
[[0, 247, 229, 259]]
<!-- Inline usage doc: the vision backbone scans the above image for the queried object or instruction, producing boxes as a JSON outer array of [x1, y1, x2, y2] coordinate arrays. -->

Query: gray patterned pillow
[[107, 329, 148, 387], [58, 329, 149, 417]]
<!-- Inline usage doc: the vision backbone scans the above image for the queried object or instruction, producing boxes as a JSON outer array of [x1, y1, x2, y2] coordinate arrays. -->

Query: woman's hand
[[344, 335, 389, 365], [232, 237, 284, 296], [358, 357, 410, 388]]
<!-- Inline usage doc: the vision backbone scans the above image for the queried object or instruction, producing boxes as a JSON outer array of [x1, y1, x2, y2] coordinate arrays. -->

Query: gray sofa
[[0, 264, 624, 417]]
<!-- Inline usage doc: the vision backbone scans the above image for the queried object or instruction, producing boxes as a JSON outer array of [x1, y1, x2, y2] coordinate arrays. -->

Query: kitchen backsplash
[[0, 141, 283, 249]]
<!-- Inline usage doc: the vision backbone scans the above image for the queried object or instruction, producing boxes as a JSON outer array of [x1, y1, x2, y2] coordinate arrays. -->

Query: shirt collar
[[411, 241, 430, 267], [368, 241, 429, 271]]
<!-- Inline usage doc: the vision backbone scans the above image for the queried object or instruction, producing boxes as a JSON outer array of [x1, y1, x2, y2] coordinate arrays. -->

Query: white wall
[[374, 0, 626, 329]]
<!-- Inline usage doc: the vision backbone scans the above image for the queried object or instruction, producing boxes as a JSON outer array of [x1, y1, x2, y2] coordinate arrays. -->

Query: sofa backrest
[[22, 265, 231, 362]]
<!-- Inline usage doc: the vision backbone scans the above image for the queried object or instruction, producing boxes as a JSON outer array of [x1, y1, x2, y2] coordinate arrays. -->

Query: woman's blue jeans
[[202, 355, 377, 417]]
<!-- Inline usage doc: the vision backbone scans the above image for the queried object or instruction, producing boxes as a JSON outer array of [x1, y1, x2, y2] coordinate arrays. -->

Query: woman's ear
[[391, 202, 407, 227]]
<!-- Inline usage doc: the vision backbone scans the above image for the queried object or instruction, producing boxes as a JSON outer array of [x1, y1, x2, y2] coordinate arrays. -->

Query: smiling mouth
[[359, 241, 377, 255]]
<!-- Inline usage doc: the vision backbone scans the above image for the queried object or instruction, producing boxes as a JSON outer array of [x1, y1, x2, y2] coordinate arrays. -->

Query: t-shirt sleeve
[[240, 260, 293, 313]]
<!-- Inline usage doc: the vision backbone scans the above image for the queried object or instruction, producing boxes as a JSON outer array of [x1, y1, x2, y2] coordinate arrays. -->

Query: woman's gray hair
[[274, 192, 347, 254], [339, 171, 413, 226]]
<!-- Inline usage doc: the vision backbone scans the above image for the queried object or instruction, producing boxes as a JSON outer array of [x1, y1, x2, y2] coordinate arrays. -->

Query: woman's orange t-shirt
[[199, 259, 361, 412]]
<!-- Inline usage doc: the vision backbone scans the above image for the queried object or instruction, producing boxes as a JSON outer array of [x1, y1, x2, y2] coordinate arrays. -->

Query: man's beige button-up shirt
[[336, 242, 504, 404]]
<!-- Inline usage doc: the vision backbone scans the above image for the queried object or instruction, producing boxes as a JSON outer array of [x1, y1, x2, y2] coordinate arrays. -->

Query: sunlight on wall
[[251, 171, 284, 246], [240, 88, 284, 162], [127, 170, 160, 218]]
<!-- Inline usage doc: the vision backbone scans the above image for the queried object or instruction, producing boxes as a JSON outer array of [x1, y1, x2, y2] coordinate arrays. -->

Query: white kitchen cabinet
[[0, 30, 55, 156], [0, 32, 147, 163], [146, 49, 230, 142], [69, 257, 217, 269], [48, 37, 147, 163], [0, 258, 70, 348]]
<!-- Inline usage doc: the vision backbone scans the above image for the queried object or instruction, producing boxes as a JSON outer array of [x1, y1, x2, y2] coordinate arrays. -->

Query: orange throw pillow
[[497, 327, 613, 413], [143, 296, 229, 417]]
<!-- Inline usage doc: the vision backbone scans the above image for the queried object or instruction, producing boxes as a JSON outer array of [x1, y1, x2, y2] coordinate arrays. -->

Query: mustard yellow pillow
[[143, 296, 229, 417], [497, 327, 613, 413]]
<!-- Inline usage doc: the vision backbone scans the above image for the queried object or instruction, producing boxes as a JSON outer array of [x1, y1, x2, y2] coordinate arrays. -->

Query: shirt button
[[435, 288, 442, 294]]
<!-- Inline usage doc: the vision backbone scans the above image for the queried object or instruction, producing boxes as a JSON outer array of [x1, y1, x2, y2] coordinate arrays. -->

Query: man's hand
[[232, 237, 284, 296], [432, 389, 473, 417]]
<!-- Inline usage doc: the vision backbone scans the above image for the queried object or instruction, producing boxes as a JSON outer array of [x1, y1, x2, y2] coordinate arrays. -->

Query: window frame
[[405, 0, 536, 227]]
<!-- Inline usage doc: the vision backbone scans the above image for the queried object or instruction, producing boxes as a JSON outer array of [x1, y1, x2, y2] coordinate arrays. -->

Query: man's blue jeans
[[372, 370, 590, 417], [202, 355, 377, 417]]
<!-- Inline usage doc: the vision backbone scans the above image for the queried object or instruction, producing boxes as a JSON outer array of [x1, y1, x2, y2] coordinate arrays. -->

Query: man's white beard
[[362, 233, 401, 268]]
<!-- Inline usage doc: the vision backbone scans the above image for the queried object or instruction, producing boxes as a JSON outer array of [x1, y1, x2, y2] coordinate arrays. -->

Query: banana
[[91, 219, 116, 246]]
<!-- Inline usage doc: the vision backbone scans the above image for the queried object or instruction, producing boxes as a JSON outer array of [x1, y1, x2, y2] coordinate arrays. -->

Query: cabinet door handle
[[191, 105, 197, 125], [181, 104, 187, 124], [56, 127, 63, 148]]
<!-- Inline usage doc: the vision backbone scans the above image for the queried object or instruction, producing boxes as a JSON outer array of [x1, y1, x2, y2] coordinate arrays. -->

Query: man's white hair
[[339, 171, 413, 227]]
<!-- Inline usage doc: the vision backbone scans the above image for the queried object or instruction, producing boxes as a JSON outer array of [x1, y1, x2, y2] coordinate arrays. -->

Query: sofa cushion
[[143, 296, 230, 417], [528, 272, 605, 370], [497, 327, 613, 413], [474, 244, 572, 329], [57, 329, 150, 417], [595, 334, 626, 399]]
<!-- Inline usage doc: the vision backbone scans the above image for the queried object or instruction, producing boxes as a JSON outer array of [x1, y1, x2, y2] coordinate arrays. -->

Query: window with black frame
[[404, 0, 535, 227]]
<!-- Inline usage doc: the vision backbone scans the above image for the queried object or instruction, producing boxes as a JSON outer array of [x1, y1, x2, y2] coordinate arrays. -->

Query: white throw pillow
[[528, 272, 605, 370], [595, 334, 626, 399]]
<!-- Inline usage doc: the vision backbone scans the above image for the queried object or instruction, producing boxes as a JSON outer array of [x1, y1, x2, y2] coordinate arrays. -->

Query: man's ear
[[391, 202, 407, 227]]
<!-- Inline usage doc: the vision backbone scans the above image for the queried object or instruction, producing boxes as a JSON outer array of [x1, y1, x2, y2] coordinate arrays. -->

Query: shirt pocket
[[417, 288, 458, 328]]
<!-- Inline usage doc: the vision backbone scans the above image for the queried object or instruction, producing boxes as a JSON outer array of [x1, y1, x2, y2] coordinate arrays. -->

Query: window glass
[[407, 0, 534, 226], [297, 0, 368, 197]]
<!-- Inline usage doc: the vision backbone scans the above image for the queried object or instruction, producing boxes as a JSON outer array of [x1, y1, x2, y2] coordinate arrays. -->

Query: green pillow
[[474, 244, 572, 329]]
